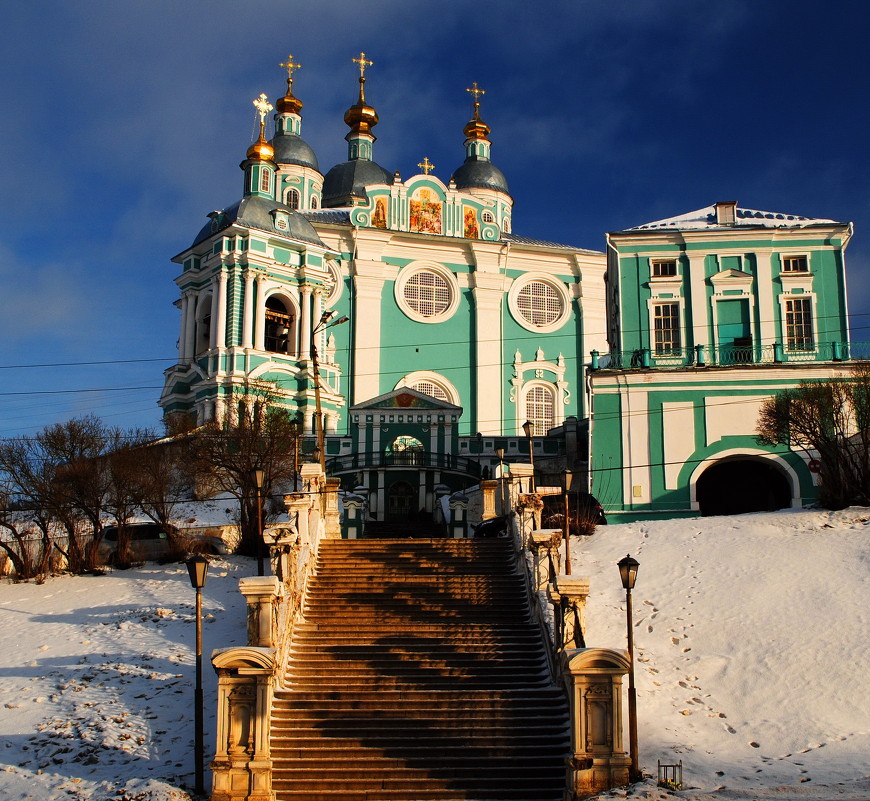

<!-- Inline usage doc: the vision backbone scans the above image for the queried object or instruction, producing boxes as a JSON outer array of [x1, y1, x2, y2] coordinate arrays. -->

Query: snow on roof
[[626, 204, 843, 232]]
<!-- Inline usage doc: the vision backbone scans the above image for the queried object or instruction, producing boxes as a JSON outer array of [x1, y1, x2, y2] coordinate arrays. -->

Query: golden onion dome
[[464, 108, 491, 141], [344, 94, 379, 136], [276, 90, 303, 115], [246, 131, 275, 162]]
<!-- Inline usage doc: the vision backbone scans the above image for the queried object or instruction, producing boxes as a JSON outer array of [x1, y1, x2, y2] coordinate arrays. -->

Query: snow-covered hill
[[0, 509, 867, 800]]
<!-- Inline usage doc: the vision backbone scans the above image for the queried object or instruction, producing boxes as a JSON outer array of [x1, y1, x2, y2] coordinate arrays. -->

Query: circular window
[[509, 276, 570, 333], [395, 264, 459, 323], [412, 380, 449, 401]]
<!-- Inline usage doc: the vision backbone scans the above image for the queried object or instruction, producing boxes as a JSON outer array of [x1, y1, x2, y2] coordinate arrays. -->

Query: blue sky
[[1, 0, 868, 437]]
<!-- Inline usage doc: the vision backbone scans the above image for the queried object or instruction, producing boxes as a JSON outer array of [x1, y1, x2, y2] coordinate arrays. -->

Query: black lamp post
[[186, 554, 209, 796], [521, 420, 536, 492], [311, 310, 349, 473], [618, 553, 641, 782], [560, 468, 574, 575], [250, 468, 265, 576]]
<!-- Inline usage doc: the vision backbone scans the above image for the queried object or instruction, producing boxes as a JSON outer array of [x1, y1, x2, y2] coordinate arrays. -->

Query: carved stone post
[[211, 577, 283, 801], [448, 492, 469, 538], [529, 529, 561, 590], [547, 576, 590, 650], [324, 477, 342, 538], [480, 479, 498, 520], [561, 648, 632, 799]]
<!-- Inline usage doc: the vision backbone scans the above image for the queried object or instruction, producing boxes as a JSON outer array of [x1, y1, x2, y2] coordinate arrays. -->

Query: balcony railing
[[591, 341, 866, 370], [325, 451, 483, 477]]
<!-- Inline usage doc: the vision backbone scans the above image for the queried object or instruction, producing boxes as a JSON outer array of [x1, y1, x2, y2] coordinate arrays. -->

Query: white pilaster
[[209, 281, 220, 349], [242, 270, 255, 348], [472, 275, 504, 435], [254, 276, 266, 351], [184, 293, 196, 360], [179, 293, 190, 361], [215, 272, 228, 350], [352, 265, 385, 403], [299, 285, 312, 360], [688, 253, 708, 349]]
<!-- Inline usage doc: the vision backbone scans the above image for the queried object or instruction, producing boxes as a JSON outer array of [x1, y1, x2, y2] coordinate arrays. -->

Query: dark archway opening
[[386, 480, 416, 522], [696, 459, 792, 517]]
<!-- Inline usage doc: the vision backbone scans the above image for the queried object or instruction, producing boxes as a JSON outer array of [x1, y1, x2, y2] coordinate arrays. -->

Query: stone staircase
[[270, 538, 571, 800]]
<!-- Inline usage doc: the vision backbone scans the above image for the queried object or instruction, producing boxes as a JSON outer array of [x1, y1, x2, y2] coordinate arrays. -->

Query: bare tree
[[757, 363, 870, 509], [187, 387, 301, 557]]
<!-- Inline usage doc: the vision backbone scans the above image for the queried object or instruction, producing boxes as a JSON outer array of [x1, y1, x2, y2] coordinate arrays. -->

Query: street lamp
[[560, 468, 574, 575], [249, 468, 265, 576], [311, 310, 349, 473], [495, 448, 506, 515], [618, 553, 641, 782], [521, 420, 536, 492], [185, 554, 209, 797]]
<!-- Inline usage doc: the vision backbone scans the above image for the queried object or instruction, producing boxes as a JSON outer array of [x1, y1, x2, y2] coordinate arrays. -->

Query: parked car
[[542, 492, 607, 531], [473, 516, 509, 538], [98, 523, 228, 564]]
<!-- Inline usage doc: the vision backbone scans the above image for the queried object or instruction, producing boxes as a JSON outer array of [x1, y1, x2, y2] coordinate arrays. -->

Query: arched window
[[411, 380, 449, 401], [195, 295, 212, 355], [387, 436, 425, 466], [286, 188, 300, 209], [264, 296, 295, 355], [396, 371, 460, 406], [260, 168, 271, 193], [310, 195, 318, 210], [482, 210, 494, 223], [524, 384, 555, 436]]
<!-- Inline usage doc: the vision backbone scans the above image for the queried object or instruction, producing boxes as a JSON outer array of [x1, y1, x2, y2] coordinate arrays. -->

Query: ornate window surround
[[395, 370, 460, 406], [394, 262, 460, 324], [507, 274, 572, 334], [509, 348, 568, 434]]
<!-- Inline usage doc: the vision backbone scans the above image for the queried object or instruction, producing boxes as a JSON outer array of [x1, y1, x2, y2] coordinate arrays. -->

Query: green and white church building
[[160, 55, 858, 521]]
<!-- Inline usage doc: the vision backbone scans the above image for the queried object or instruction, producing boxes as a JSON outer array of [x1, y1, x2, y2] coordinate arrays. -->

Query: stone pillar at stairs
[[211, 577, 283, 801], [561, 648, 632, 799], [324, 477, 342, 538], [448, 492, 469, 538], [529, 529, 562, 590], [547, 575, 589, 650], [480, 479, 499, 520]]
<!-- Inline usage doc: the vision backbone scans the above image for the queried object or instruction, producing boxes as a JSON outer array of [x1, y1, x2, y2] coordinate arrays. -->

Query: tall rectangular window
[[785, 298, 814, 351], [653, 303, 681, 353]]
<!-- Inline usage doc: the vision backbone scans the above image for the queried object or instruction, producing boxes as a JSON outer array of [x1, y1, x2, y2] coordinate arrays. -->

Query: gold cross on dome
[[466, 82, 486, 105], [279, 54, 301, 83], [353, 52, 373, 78], [252, 93, 273, 124], [417, 157, 435, 175]]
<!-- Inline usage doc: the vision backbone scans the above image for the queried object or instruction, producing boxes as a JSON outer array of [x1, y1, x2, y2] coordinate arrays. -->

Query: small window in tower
[[310, 195, 319, 210], [502, 218, 511, 233], [286, 188, 300, 209], [482, 210, 494, 223], [260, 169, 271, 193]]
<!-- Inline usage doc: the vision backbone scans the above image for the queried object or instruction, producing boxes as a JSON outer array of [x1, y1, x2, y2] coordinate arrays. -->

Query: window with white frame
[[402, 270, 451, 318], [653, 303, 681, 353], [516, 281, 564, 327], [286, 188, 300, 209], [651, 259, 678, 277], [785, 297, 814, 351], [782, 255, 809, 273], [524, 385, 556, 436], [482, 210, 494, 223], [264, 296, 295, 355], [260, 168, 271, 193], [411, 380, 449, 401]]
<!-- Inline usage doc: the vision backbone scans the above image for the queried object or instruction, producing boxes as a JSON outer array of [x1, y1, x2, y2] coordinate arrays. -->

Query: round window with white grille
[[508, 275, 571, 333], [395, 265, 459, 323]]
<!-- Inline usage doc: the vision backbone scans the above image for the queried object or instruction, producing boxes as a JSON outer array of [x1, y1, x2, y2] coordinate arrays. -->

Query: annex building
[[159, 56, 857, 521]]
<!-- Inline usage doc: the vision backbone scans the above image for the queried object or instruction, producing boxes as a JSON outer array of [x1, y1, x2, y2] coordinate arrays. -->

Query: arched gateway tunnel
[[694, 456, 795, 516]]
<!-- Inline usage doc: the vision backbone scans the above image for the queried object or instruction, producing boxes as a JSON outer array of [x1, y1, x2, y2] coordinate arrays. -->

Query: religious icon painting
[[372, 197, 388, 229], [463, 207, 479, 239], [409, 188, 442, 235]]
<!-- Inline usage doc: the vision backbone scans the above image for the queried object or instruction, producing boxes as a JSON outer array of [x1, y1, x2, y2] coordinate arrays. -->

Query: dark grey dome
[[450, 157, 510, 195], [192, 195, 326, 248], [322, 159, 394, 207], [271, 133, 319, 171]]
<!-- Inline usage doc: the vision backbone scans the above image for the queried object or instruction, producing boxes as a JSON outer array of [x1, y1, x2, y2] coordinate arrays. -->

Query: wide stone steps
[[271, 537, 569, 801]]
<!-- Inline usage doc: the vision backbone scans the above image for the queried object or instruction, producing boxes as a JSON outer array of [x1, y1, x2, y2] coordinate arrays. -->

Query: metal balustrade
[[325, 450, 483, 477], [591, 341, 862, 370]]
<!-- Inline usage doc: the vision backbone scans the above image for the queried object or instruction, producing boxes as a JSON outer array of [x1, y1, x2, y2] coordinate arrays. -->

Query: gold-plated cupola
[[464, 82, 491, 140], [344, 52, 379, 137], [246, 93, 275, 161]]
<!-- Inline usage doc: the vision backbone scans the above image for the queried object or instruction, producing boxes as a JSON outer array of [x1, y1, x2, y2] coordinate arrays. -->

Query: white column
[[299, 285, 312, 360], [312, 288, 324, 353], [209, 280, 220, 349], [184, 292, 199, 359], [254, 276, 266, 351], [755, 250, 776, 346], [473, 278, 504, 435], [688, 253, 708, 349], [242, 270, 255, 348], [215, 272, 228, 350], [178, 293, 190, 361], [352, 263, 385, 403]]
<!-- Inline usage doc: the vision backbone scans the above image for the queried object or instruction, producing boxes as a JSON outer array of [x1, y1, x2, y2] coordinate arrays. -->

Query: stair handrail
[[506, 478, 560, 684]]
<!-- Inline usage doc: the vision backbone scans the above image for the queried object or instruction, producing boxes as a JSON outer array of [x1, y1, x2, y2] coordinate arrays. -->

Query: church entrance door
[[386, 481, 416, 522]]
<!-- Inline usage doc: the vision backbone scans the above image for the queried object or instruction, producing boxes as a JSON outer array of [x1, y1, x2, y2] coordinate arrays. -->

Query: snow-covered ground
[[0, 508, 867, 800]]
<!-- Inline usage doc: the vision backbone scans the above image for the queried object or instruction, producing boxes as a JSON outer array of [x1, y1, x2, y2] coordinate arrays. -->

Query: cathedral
[[160, 55, 856, 522]]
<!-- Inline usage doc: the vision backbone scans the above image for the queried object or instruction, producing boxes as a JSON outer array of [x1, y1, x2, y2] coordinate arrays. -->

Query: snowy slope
[[0, 509, 868, 801]]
